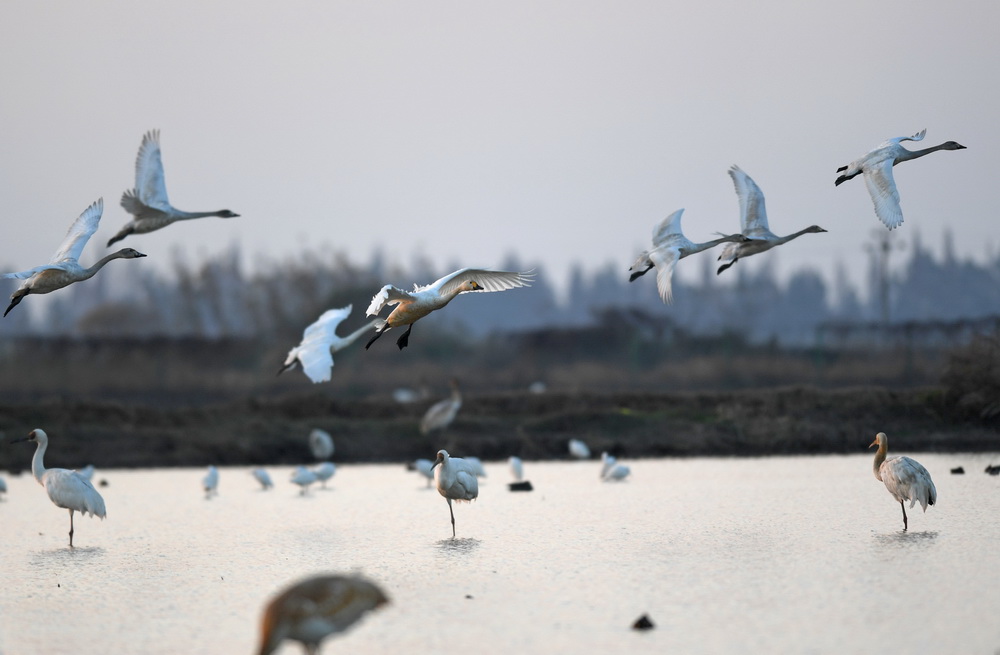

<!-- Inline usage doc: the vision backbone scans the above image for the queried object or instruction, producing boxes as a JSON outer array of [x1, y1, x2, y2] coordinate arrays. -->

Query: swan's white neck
[[30, 438, 48, 484]]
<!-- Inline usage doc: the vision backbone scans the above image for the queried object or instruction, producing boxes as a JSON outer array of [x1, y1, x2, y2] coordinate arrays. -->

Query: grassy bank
[[1, 386, 996, 472]]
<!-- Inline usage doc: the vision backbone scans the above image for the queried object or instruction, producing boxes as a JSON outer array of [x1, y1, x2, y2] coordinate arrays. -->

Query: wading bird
[[290, 466, 318, 496], [365, 267, 534, 350], [107, 130, 239, 246], [717, 166, 827, 275], [431, 450, 479, 538], [278, 305, 377, 383], [309, 429, 334, 460], [629, 208, 747, 303], [203, 466, 219, 499], [258, 573, 389, 655], [420, 379, 462, 435], [835, 129, 966, 230], [10, 429, 106, 547], [3, 199, 146, 317], [508, 456, 524, 481], [870, 431, 937, 530], [252, 468, 274, 490], [313, 462, 336, 489]]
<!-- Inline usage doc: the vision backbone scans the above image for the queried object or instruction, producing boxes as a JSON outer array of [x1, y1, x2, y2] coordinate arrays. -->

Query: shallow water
[[1, 454, 999, 654]]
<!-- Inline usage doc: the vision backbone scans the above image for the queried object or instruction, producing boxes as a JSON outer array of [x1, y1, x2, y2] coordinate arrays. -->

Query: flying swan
[[278, 305, 377, 383]]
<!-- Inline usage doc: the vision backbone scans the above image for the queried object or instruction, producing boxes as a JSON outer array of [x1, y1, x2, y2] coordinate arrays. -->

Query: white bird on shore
[[629, 208, 747, 303], [508, 456, 524, 481], [3, 198, 147, 317], [568, 439, 590, 459], [290, 466, 318, 495], [203, 466, 219, 499], [10, 429, 106, 547], [870, 432, 936, 530], [835, 129, 966, 230], [599, 452, 617, 478], [106, 130, 239, 246], [0, 476, 6, 498], [409, 458, 435, 487], [420, 379, 462, 435], [251, 468, 273, 490], [716, 166, 827, 275], [258, 574, 390, 655], [278, 305, 377, 383], [313, 462, 336, 489], [309, 429, 334, 460], [603, 463, 631, 481], [365, 267, 534, 350], [431, 449, 479, 538]]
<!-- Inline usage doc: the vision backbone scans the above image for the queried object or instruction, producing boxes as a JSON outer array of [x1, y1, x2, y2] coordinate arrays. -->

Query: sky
[[0, 1, 996, 307]]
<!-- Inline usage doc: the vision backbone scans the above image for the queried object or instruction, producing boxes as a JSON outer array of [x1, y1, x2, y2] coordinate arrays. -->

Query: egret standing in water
[[313, 462, 336, 489], [431, 449, 479, 538], [251, 469, 274, 490], [11, 429, 106, 547], [258, 573, 389, 655], [870, 432, 937, 530]]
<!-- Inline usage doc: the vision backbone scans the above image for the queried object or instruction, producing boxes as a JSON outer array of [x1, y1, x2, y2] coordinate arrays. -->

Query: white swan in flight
[[278, 305, 377, 383], [870, 431, 936, 530], [107, 130, 239, 246], [3, 198, 146, 317], [716, 166, 827, 275], [628, 208, 747, 303], [835, 129, 966, 230], [365, 267, 534, 350]]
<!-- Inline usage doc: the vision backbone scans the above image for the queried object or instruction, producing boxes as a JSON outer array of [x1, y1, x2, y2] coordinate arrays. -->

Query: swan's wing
[[649, 246, 681, 304], [454, 468, 479, 499], [863, 159, 904, 230], [728, 166, 773, 236], [45, 470, 106, 517], [134, 130, 171, 210], [650, 209, 685, 246], [49, 198, 103, 263], [433, 268, 535, 296], [3, 264, 65, 279], [366, 285, 414, 316]]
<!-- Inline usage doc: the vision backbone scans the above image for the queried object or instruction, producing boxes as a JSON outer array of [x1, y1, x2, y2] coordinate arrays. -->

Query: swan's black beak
[[136, 252, 148, 258]]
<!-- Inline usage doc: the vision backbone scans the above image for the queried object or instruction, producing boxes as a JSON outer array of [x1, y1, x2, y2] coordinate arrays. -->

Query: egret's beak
[[11, 429, 35, 444]]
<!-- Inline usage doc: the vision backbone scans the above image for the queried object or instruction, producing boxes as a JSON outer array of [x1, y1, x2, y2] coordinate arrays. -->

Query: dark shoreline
[[2, 386, 997, 471]]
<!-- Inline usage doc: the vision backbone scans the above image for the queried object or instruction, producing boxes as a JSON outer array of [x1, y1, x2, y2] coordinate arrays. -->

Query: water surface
[[1, 454, 998, 654]]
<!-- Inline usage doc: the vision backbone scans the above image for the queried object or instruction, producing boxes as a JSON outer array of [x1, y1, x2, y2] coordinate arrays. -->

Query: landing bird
[[870, 431, 937, 530], [716, 165, 826, 275], [278, 305, 377, 383], [431, 449, 479, 538], [420, 379, 462, 435], [835, 129, 966, 230], [258, 573, 389, 655], [365, 267, 534, 350], [10, 429, 106, 547], [3, 198, 146, 317], [628, 208, 747, 303], [107, 129, 239, 246]]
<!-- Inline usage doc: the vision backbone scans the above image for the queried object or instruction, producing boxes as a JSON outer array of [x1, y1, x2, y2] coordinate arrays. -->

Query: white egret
[[431, 449, 479, 538], [277, 305, 377, 383], [251, 468, 274, 490], [290, 466, 318, 496], [203, 466, 219, 499], [3, 198, 146, 317], [309, 428, 334, 460], [835, 129, 966, 230], [420, 379, 462, 435], [628, 208, 747, 303], [508, 456, 524, 481], [365, 267, 534, 350], [313, 462, 336, 489], [870, 432, 937, 530], [409, 458, 434, 488], [716, 166, 827, 275], [107, 130, 239, 246], [0, 475, 7, 498], [568, 439, 590, 459], [258, 573, 389, 655], [603, 463, 632, 481], [10, 429, 106, 547]]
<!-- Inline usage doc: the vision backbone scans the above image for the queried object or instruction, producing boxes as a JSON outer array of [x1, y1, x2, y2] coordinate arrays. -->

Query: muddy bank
[[0, 386, 996, 471]]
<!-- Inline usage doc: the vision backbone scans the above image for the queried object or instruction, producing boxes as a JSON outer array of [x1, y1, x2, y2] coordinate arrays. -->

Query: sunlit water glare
[[1, 455, 999, 654]]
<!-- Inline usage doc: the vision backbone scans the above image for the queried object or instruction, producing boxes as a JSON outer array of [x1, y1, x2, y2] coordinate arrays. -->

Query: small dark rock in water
[[950, 466, 965, 475], [99, 479, 109, 487], [465, 594, 473, 599], [508, 480, 533, 492], [632, 614, 655, 630], [985, 464, 1000, 476]]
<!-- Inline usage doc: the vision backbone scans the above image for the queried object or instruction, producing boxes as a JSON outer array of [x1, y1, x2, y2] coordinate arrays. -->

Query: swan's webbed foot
[[716, 259, 737, 275], [628, 265, 653, 282], [106, 227, 133, 247], [396, 324, 413, 350], [365, 325, 389, 350]]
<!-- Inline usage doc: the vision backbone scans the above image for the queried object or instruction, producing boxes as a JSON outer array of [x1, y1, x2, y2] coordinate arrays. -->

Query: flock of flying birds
[[3, 127, 965, 654]]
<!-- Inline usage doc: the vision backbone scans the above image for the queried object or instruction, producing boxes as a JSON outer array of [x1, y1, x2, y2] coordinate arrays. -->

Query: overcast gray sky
[[0, 1, 994, 304]]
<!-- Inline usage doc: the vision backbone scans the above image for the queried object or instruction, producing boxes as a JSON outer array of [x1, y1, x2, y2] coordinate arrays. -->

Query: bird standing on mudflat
[[835, 129, 966, 230], [365, 267, 533, 350]]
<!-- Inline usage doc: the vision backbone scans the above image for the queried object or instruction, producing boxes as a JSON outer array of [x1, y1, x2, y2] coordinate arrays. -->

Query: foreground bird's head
[[115, 248, 147, 259], [10, 428, 46, 445], [869, 432, 887, 449], [941, 141, 966, 151], [431, 449, 449, 470]]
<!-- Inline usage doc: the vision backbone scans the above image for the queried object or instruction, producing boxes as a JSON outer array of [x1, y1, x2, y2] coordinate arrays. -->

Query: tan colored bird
[[869, 431, 937, 531], [420, 379, 462, 435], [258, 574, 389, 655]]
